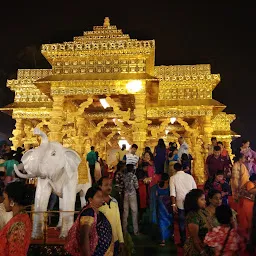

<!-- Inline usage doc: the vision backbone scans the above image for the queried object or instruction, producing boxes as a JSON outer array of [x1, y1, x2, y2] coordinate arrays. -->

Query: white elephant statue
[[14, 128, 92, 238]]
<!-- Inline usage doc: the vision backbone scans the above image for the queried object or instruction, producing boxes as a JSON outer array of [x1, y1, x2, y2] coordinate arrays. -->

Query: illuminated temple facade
[[0, 18, 237, 184]]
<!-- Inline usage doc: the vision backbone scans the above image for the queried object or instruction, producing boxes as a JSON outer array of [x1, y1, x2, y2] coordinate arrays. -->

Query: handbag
[[239, 182, 255, 202], [219, 227, 231, 256], [64, 206, 98, 256]]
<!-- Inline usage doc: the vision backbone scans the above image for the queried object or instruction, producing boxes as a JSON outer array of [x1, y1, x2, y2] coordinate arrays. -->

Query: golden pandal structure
[[0, 17, 238, 184]]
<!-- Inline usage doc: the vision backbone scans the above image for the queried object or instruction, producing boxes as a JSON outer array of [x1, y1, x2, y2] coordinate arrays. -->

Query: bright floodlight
[[100, 98, 110, 109], [170, 117, 176, 124], [126, 80, 143, 93], [118, 139, 130, 149]]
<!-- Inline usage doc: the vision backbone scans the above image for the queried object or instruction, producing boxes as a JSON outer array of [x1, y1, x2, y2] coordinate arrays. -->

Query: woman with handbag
[[204, 205, 246, 256], [65, 187, 114, 256]]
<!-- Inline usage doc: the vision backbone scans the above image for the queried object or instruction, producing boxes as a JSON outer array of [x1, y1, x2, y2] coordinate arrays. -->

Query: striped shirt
[[123, 153, 139, 168]]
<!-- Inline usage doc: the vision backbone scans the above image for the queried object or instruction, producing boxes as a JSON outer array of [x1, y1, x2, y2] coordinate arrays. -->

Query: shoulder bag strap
[[220, 227, 231, 256]]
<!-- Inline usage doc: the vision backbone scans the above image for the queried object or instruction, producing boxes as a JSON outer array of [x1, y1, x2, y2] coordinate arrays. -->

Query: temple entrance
[[0, 18, 237, 185]]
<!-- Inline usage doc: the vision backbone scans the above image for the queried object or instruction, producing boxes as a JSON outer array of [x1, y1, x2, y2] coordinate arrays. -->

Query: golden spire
[[103, 17, 110, 27]]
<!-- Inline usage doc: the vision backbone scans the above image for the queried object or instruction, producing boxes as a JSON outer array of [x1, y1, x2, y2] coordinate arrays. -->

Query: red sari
[[0, 212, 32, 256]]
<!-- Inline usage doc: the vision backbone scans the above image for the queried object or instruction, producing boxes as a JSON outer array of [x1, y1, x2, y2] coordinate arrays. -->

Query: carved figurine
[[14, 128, 91, 238]]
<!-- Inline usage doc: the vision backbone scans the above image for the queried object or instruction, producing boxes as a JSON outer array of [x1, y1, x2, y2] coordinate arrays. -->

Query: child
[[204, 205, 246, 255], [156, 173, 173, 246], [204, 170, 231, 205], [142, 152, 154, 177], [169, 148, 179, 162], [123, 164, 139, 236]]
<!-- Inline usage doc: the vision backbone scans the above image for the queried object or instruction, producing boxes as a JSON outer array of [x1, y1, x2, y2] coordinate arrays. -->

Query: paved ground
[[127, 209, 177, 256], [133, 233, 177, 256]]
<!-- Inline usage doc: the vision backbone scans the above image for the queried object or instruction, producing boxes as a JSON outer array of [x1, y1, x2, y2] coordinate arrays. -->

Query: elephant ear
[[64, 149, 81, 179]]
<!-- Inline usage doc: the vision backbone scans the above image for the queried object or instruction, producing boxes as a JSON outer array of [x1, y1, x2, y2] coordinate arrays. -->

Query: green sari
[[184, 209, 214, 256]]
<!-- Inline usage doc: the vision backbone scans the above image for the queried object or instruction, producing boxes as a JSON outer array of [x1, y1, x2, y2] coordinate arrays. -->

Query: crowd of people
[[0, 136, 256, 255]]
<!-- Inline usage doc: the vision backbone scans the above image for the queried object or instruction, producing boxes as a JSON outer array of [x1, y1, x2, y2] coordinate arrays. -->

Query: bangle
[[171, 204, 176, 206]]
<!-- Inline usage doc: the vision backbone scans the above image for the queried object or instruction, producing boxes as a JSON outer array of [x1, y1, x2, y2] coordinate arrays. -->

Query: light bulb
[[170, 117, 176, 124]]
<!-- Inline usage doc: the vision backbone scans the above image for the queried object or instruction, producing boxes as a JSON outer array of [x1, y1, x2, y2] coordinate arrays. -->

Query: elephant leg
[[80, 183, 91, 208], [59, 182, 77, 238], [79, 190, 86, 208], [32, 178, 52, 239], [57, 197, 63, 228]]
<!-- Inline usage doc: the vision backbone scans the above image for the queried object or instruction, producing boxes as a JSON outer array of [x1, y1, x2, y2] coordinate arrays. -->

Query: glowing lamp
[[170, 117, 176, 124], [99, 98, 110, 109], [118, 139, 130, 149], [126, 80, 143, 93]]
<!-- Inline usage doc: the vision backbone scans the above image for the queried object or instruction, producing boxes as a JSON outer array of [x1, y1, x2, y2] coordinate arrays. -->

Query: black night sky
[[0, 2, 255, 149]]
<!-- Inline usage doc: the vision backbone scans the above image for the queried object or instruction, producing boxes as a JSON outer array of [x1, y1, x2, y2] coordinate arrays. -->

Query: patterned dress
[[0, 212, 32, 256], [184, 209, 213, 256], [80, 208, 114, 256], [204, 226, 246, 256]]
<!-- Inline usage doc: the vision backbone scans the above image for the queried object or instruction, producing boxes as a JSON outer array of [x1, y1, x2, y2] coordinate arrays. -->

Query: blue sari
[[150, 185, 173, 241]]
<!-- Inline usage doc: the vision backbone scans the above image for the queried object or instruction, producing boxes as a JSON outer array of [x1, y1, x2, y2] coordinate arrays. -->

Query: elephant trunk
[[14, 164, 35, 179], [33, 127, 48, 145]]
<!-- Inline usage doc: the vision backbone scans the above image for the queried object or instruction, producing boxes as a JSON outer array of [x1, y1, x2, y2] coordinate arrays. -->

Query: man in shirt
[[177, 137, 189, 160], [122, 164, 139, 235], [170, 163, 197, 246], [86, 146, 97, 184], [123, 144, 139, 170], [116, 144, 127, 164], [206, 145, 229, 179], [208, 137, 217, 155], [98, 176, 124, 255]]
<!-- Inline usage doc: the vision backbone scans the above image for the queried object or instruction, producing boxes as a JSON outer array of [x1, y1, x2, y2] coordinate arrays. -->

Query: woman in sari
[[154, 139, 166, 176], [204, 189, 222, 228], [240, 140, 256, 175], [0, 181, 12, 230], [204, 189, 237, 229], [183, 189, 213, 256], [150, 173, 173, 246], [238, 173, 256, 239], [231, 153, 250, 211], [0, 181, 32, 256], [66, 186, 114, 256], [249, 193, 256, 254]]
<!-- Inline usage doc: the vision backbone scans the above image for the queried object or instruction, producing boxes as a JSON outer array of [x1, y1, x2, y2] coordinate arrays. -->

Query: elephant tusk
[[13, 164, 35, 179]]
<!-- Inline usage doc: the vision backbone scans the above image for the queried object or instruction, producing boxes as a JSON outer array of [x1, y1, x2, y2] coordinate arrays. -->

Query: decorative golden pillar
[[48, 96, 65, 142], [201, 116, 213, 158], [132, 94, 148, 155], [177, 118, 206, 184], [74, 117, 89, 184], [23, 121, 34, 150], [11, 118, 25, 150], [74, 117, 86, 155], [191, 135, 205, 184], [223, 139, 232, 155]]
